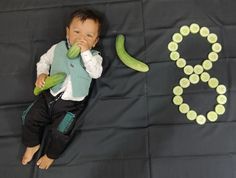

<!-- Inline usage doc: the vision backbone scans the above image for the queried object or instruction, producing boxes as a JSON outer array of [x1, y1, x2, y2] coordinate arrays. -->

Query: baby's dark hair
[[67, 9, 102, 35]]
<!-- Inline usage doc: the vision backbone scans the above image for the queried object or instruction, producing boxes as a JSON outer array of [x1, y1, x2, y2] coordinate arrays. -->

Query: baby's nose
[[78, 34, 86, 40]]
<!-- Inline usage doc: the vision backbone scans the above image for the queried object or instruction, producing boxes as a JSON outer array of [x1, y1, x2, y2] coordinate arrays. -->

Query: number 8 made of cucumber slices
[[169, 23, 227, 125]]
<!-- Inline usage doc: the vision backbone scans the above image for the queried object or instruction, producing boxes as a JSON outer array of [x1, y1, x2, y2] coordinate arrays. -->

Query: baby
[[21, 8, 103, 169]]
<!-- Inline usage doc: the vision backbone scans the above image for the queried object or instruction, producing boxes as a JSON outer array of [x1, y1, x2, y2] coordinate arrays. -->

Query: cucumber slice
[[207, 111, 218, 122], [189, 74, 200, 84], [186, 110, 197, 121], [216, 84, 227, 94], [200, 27, 210, 37], [200, 72, 210, 82], [176, 58, 186, 68], [168, 41, 178, 51], [208, 52, 218, 62], [208, 78, 219, 88], [207, 33, 218, 44], [212, 43, 222, 53], [179, 78, 190, 88], [217, 95, 227, 105], [184, 65, 194, 75], [215, 104, 225, 115], [202, 60, 213, 70], [193, 65, 204, 74], [179, 103, 190, 114], [172, 33, 183, 43], [173, 86, 183, 95], [190, 23, 200, 34], [170, 51, 180, 61], [180, 26, 190, 36], [196, 115, 206, 125], [173, 95, 183, 105]]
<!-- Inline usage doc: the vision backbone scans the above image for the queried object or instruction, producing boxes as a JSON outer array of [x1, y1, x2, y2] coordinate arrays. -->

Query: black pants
[[22, 91, 86, 159]]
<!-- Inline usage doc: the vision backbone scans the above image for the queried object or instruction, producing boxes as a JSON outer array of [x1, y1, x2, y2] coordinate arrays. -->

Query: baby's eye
[[74, 30, 80, 34], [87, 34, 93, 38]]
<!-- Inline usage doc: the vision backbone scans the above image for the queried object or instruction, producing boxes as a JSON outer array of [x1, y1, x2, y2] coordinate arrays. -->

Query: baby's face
[[66, 17, 99, 48]]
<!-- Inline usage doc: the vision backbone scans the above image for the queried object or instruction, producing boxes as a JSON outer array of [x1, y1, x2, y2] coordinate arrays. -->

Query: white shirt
[[36, 43, 103, 101]]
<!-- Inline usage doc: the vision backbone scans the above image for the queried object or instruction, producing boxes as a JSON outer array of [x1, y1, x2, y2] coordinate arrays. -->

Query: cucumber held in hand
[[115, 34, 149, 72], [67, 44, 81, 59], [33, 72, 67, 96]]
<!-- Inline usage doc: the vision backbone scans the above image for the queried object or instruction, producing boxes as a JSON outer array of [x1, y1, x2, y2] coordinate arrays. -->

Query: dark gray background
[[0, 0, 236, 177]]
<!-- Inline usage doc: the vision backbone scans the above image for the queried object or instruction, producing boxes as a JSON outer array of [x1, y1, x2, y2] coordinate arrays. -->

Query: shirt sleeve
[[80, 50, 103, 79], [36, 44, 56, 76]]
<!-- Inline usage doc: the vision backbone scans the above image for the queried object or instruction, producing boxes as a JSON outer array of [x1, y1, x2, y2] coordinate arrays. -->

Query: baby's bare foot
[[36, 154, 54, 170], [21, 145, 40, 165]]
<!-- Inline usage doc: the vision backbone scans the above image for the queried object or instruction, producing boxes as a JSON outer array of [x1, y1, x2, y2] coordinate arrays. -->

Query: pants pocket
[[57, 112, 75, 134]]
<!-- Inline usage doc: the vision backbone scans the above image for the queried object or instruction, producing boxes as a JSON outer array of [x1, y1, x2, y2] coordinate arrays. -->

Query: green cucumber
[[115, 34, 149, 72], [67, 44, 81, 59], [33, 72, 67, 96]]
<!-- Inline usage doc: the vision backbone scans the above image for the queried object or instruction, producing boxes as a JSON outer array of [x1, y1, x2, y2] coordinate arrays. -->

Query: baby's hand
[[35, 73, 48, 88], [74, 39, 91, 52]]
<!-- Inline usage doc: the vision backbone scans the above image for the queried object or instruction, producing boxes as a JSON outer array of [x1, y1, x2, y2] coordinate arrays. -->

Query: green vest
[[50, 41, 97, 97]]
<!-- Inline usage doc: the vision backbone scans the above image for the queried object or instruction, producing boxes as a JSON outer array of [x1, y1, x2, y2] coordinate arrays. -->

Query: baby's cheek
[[68, 35, 78, 45], [87, 40, 94, 46]]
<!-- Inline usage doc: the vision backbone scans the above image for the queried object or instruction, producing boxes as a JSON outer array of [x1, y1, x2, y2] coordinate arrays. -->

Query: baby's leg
[[21, 92, 52, 165], [36, 98, 86, 169], [21, 144, 40, 165]]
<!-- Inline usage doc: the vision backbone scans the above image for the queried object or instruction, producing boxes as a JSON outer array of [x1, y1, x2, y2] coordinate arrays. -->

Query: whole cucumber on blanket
[[115, 34, 149, 72]]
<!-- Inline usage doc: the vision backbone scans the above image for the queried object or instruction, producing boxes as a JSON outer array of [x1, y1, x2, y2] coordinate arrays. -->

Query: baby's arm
[[81, 50, 103, 79], [36, 44, 56, 88]]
